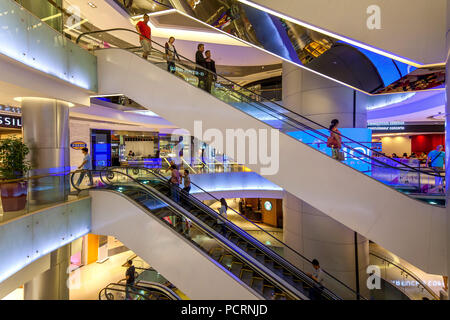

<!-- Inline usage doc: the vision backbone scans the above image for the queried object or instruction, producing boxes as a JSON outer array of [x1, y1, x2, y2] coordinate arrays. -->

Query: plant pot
[[0, 181, 28, 212]]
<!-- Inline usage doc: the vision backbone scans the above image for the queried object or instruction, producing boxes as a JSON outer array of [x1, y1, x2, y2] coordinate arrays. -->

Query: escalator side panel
[[90, 189, 261, 300]]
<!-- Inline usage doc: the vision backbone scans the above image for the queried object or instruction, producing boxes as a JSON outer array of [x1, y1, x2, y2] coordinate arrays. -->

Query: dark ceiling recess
[[305, 43, 384, 93]]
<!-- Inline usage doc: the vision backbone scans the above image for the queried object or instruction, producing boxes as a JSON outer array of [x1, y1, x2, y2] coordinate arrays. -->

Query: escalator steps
[[240, 269, 254, 286], [209, 248, 225, 261], [262, 285, 275, 299], [250, 277, 264, 293], [273, 293, 287, 300], [263, 259, 274, 270], [229, 236, 239, 244], [230, 262, 244, 277], [219, 255, 233, 268], [237, 241, 247, 251]]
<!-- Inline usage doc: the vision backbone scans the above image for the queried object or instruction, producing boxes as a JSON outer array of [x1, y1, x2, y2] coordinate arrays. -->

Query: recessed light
[[88, 2, 97, 8]]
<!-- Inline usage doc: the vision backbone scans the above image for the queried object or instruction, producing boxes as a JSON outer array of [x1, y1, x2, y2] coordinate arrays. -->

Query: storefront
[[0, 105, 22, 139]]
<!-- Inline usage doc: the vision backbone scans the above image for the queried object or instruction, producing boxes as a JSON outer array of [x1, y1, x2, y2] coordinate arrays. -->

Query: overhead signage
[[368, 121, 405, 131], [70, 141, 87, 150], [368, 122, 444, 133], [0, 114, 22, 129]]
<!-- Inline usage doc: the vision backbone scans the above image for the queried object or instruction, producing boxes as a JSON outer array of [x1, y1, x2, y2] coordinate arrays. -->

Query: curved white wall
[[90, 189, 261, 300]]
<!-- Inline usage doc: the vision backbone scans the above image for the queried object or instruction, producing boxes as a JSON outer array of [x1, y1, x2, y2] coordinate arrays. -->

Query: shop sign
[[0, 114, 22, 128], [70, 141, 87, 150]]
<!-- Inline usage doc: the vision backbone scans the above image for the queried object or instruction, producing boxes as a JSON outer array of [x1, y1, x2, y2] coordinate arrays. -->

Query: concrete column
[[282, 64, 369, 299], [21, 98, 70, 204], [283, 191, 369, 299], [445, 0, 450, 298], [282, 61, 368, 128], [24, 244, 70, 300]]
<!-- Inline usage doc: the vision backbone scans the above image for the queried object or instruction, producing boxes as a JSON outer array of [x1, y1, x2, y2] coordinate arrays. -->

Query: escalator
[[77, 28, 447, 275], [72, 169, 358, 300]]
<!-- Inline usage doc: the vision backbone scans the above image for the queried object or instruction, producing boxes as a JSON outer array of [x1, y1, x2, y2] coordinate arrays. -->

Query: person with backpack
[[165, 36, 180, 73], [427, 145, 445, 192], [195, 44, 207, 90], [327, 119, 343, 161]]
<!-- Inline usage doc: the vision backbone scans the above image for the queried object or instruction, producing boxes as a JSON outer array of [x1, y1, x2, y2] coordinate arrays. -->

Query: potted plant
[[0, 136, 31, 212]]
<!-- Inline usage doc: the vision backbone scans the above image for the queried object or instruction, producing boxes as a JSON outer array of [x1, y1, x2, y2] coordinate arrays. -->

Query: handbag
[[327, 135, 337, 148], [337, 151, 345, 161]]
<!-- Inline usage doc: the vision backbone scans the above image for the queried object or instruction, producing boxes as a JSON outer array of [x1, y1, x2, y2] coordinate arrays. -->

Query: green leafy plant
[[0, 136, 32, 180]]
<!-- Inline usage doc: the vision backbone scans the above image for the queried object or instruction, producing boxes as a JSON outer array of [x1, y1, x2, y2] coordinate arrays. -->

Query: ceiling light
[[88, 2, 97, 8]]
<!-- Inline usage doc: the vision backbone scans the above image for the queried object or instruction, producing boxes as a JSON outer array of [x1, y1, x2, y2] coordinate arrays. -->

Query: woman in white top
[[165, 36, 180, 73]]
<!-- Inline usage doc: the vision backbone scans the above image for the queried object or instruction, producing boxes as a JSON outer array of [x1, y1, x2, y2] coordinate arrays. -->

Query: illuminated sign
[[368, 121, 405, 131], [264, 201, 272, 211], [0, 114, 22, 129], [70, 141, 87, 150]]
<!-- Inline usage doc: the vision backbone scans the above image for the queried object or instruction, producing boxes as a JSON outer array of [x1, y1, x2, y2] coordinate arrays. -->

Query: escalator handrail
[[112, 280, 181, 300], [74, 28, 440, 177], [76, 170, 311, 300], [98, 284, 150, 300], [369, 251, 439, 300], [118, 166, 364, 300]]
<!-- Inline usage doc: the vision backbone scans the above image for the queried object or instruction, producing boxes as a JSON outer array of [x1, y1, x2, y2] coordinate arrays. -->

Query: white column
[[281, 63, 369, 299], [282, 61, 368, 128]]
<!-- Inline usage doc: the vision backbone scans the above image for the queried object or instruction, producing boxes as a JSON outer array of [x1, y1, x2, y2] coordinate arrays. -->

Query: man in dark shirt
[[204, 50, 217, 93], [125, 260, 136, 299], [195, 44, 206, 90]]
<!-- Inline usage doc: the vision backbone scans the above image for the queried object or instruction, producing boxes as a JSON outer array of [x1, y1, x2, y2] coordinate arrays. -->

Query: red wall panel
[[411, 134, 445, 154]]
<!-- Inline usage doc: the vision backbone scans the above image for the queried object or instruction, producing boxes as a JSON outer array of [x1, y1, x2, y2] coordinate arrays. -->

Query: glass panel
[[0, 0, 30, 62], [0, 0, 97, 91]]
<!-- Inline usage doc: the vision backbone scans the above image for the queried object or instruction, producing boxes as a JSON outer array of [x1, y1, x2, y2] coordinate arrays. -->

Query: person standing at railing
[[76, 147, 93, 187], [327, 119, 343, 161], [195, 44, 207, 90], [165, 37, 180, 73], [204, 50, 217, 93], [136, 14, 151, 60], [427, 145, 445, 192]]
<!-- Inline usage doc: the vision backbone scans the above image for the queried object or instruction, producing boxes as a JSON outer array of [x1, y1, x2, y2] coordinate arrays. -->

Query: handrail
[[369, 251, 439, 300], [119, 165, 365, 299], [75, 28, 441, 178], [0, 169, 77, 183], [72, 169, 312, 300]]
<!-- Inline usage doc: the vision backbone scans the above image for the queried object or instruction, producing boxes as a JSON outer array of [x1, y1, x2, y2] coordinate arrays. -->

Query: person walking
[[327, 119, 343, 161], [204, 50, 217, 93], [76, 147, 93, 187], [195, 44, 207, 90], [427, 145, 445, 192], [170, 164, 181, 203], [125, 259, 136, 300], [165, 36, 180, 73], [136, 14, 151, 60]]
